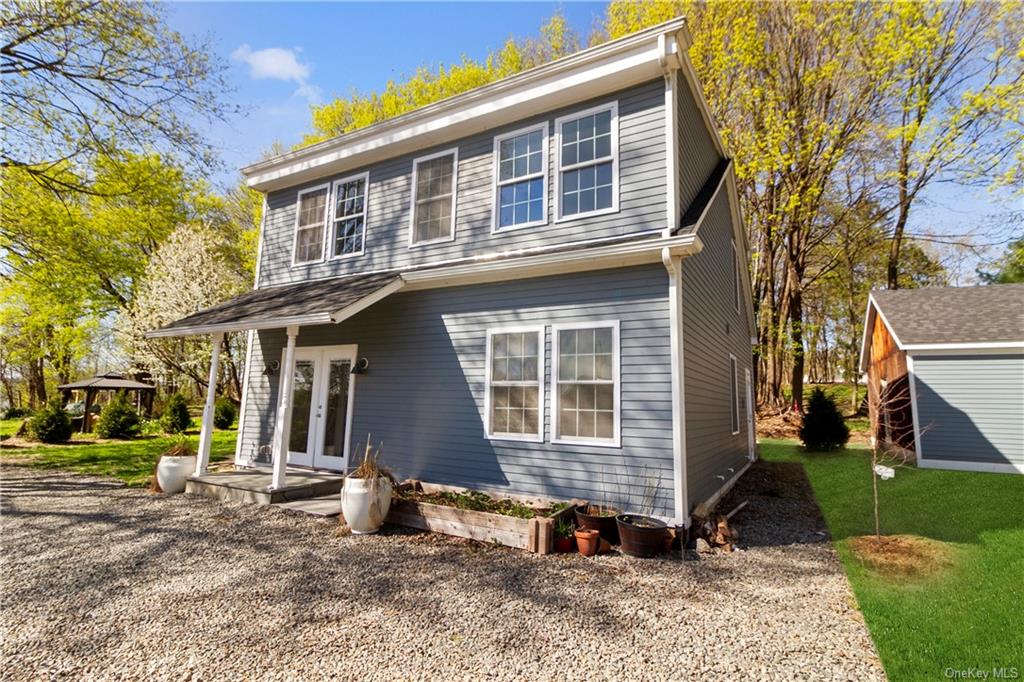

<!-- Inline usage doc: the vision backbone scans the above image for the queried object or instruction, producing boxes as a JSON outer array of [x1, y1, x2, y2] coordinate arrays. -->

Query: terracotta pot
[[574, 504, 620, 546], [616, 514, 670, 558], [574, 528, 600, 557], [554, 536, 576, 553]]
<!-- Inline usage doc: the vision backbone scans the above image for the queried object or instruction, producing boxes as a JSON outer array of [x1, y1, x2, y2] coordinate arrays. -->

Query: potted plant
[[615, 465, 669, 557], [574, 503, 620, 546], [574, 528, 600, 557], [341, 435, 396, 534], [553, 518, 576, 553], [155, 437, 196, 494]]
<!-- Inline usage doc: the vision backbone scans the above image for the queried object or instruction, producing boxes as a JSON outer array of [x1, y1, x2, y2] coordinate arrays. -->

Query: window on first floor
[[487, 328, 544, 441], [554, 322, 619, 444], [331, 174, 368, 258], [729, 354, 739, 435]]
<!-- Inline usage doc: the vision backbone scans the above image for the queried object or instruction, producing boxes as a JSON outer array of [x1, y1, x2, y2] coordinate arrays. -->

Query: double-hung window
[[553, 322, 619, 445], [486, 328, 544, 441], [494, 125, 547, 230], [729, 354, 739, 435], [555, 103, 618, 220], [293, 185, 330, 264], [330, 173, 368, 258], [410, 149, 458, 246]]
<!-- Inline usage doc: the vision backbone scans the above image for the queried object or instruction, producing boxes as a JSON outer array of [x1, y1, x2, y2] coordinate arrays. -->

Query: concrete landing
[[186, 469, 344, 506], [276, 494, 343, 517]]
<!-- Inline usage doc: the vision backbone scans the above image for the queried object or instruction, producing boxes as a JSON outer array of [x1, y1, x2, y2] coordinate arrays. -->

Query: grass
[[1, 424, 237, 487], [0, 418, 22, 438], [761, 439, 1024, 680]]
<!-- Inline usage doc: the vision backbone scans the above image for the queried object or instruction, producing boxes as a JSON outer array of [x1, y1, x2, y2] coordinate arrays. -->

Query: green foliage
[[213, 397, 237, 430], [160, 393, 191, 434], [554, 517, 575, 539], [303, 13, 579, 145], [2, 407, 32, 420], [28, 401, 73, 444], [93, 392, 141, 439], [978, 237, 1024, 284], [800, 388, 850, 451]]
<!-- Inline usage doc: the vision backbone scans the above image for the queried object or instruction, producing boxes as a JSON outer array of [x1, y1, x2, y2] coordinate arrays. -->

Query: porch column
[[195, 332, 223, 477], [270, 326, 299, 490]]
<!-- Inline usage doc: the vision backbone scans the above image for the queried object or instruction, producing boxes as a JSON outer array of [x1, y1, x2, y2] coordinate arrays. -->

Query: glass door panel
[[320, 359, 352, 459], [287, 358, 317, 466]]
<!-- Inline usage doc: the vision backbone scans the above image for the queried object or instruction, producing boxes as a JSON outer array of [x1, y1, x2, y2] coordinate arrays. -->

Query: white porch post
[[195, 332, 223, 477], [270, 325, 299, 490]]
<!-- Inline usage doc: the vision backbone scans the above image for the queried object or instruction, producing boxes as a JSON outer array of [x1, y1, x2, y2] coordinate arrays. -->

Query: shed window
[[494, 125, 547, 230], [487, 328, 544, 441], [293, 186, 329, 264], [411, 150, 457, 245], [331, 174, 367, 257], [555, 103, 618, 219], [554, 323, 619, 444]]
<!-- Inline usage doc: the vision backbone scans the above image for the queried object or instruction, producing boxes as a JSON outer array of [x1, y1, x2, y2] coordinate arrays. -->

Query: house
[[148, 19, 757, 526], [859, 284, 1024, 474]]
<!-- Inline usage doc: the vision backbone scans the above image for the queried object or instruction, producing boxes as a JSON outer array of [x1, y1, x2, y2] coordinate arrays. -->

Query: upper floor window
[[410, 148, 458, 246], [732, 239, 740, 313], [331, 173, 368, 258], [553, 322, 620, 446], [293, 184, 329, 264], [555, 103, 618, 221], [493, 124, 547, 231]]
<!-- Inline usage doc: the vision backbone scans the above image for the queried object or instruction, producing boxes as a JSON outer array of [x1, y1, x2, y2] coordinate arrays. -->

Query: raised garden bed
[[386, 480, 578, 554]]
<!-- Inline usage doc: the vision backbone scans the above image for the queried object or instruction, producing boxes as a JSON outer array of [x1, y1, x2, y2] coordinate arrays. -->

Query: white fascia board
[[857, 297, 878, 374], [903, 341, 1024, 352], [145, 313, 334, 339], [401, 233, 702, 291], [328, 277, 406, 323], [243, 24, 686, 192]]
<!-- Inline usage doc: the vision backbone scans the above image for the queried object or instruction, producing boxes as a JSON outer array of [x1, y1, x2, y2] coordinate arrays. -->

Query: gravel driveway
[[1, 462, 883, 680]]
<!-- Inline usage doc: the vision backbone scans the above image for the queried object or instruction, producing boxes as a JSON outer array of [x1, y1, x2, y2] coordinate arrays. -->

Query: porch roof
[[145, 272, 404, 338]]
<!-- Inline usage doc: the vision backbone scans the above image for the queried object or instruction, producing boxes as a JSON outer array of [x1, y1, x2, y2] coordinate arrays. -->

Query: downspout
[[662, 247, 689, 528]]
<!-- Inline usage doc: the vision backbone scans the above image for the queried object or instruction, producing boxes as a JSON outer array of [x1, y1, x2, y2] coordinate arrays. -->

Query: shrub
[[28, 401, 73, 443], [94, 392, 141, 439], [800, 387, 850, 452], [160, 393, 191, 434], [2, 406, 32, 419], [213, 397, 237, 429]]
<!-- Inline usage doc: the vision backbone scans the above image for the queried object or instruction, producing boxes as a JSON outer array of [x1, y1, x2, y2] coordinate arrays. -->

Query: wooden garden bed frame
[[386, 480, 580, 554]]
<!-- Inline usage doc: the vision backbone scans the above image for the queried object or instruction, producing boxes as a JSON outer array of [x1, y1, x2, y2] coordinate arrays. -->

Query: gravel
[[1, 463, 884, 680]]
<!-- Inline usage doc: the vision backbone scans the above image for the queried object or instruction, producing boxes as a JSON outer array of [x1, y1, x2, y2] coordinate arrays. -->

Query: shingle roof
[[148, 272, 402, 337], [872, 284, 1024, 346], [59, 373, 155, 391]]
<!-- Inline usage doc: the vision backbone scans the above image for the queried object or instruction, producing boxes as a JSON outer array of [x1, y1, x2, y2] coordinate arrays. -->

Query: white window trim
[[729, 353, 740, 435], [553, 101, 620, 223], [291, 182, 331, 267], [328, 171, 370, 261], [550, 320, 622, 448], [408, 147, 459, 248], [731, 239, 741, 314], [484, 325, 546, 443], [491, 123, 549, 233]]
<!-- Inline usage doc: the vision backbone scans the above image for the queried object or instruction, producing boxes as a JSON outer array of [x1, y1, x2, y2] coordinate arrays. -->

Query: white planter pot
[[156, 455, 197, 494], [340, 477, 392, 534]]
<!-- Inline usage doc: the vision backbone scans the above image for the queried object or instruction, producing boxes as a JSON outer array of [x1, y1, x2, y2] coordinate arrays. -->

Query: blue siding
[[258, 80, 667, 287], [239, 265, 677, 516], [913, 354, 1024, 467]]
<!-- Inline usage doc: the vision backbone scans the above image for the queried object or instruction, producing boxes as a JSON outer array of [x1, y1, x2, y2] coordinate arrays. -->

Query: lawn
[[1, 426, 237, 487], [761, 440, 1024, 680]]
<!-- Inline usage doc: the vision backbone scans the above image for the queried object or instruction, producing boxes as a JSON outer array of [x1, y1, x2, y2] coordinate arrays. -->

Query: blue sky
[[165, 2, 1019, 277]]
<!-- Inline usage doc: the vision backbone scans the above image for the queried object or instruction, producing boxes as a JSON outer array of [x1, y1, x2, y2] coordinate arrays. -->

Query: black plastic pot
[[616, 514, 669, 558], [574, 504, 620, 546]]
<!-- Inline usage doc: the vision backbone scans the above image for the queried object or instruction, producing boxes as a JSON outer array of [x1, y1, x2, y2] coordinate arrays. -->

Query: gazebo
[[58, 372, 156, 432]]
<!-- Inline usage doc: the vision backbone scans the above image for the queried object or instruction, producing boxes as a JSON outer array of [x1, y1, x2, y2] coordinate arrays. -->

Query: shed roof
[[871, 284, 1024, 347], [59, 373, 155, 391]]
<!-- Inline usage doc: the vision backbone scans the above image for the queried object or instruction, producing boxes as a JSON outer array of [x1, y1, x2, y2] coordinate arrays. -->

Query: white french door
[[745, 368, 756, 461], [285, 345, 357, 471]]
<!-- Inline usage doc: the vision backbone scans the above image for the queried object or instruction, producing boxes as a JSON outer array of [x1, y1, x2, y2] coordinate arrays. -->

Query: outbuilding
[[859, 284, 1024, 474]]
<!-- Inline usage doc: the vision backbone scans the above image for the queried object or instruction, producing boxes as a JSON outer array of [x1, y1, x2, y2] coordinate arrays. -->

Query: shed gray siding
[[259, 80, 668, 288], [677, 76, 721, 219], [912, 354, 1024, 468], [680, 187, 753, 506], [238, 265, 677, 516]]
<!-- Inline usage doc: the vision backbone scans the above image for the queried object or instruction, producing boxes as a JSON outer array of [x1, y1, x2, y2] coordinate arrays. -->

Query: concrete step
[[186, 470, 344, 506], [276, 494, 343, 517]]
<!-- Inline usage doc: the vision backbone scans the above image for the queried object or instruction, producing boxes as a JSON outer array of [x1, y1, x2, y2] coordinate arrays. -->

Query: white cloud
[[232, 44, 319, 103]]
